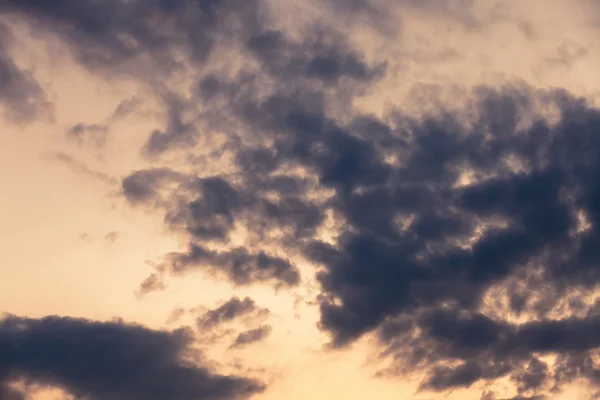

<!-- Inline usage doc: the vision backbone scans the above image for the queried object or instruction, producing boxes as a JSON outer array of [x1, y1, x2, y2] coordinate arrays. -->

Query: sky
[[1, 1, 600, 399]]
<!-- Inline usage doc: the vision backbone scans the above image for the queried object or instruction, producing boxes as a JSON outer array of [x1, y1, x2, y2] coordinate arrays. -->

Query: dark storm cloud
[[230, 326, 272, 349], [198, 297, 268, 330], [0, 315, 264, 400], [0, 21, 49, 123]]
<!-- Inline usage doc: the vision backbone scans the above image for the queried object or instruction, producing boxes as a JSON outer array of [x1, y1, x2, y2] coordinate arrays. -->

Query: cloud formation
[[0, 0, 263, 74], [4, 0, 600, 399], [0, 21, 49, 123], [198, 297, 269, 330], [308, 87, 600, 397], [231, 326, 272, 349], [0, 383, 26, 400], [0, 315, 263, 400], [153, 78, 600, 397], [66, 123, 109, 147]]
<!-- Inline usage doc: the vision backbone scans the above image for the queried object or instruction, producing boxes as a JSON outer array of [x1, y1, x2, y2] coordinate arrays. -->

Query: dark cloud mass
[[6, 0, 600, 398], [0, 315, 263, 400], [190, 80, 600, 395]]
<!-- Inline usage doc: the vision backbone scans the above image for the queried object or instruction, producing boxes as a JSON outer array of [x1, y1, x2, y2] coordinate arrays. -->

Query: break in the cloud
[[3, 0, 600, 399], [0, 315, 263, 400]]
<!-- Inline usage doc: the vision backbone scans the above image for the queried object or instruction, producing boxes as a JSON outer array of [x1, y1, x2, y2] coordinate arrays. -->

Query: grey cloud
[[113, 7, 600, 396], [124, 165, 321, 290], [42, 152, 116, 185], [136, 272, 166, 297], [0, 384, 26, 400], [66, 122, 109, 147], [165, 245, 299, 287], [0, 315, 264, 400], [300, 88, 600, 398], [64, 97, 141, 148], [198, 297, 268, 330], [122, 168, 184, 205], [167, 307, 187, 325], [110, 96, 141, 120], [484, 395, 546, 400], [190, 72, 600, 397], [0, 22, 49, 123], [0, 0, 263, 74], [11, 0, 600, 398], [0, 0, 265, 141], [327, 0, 494, 30], [545, 41, 589, 69], [326, 0, 380, 14], [165, 176, 247, 242], [143, 93, 197, 157], [512, 358, 550, 394], [104, 231, 119, 243], [245, 28, 386, 86], [230, 326, 272, 349]]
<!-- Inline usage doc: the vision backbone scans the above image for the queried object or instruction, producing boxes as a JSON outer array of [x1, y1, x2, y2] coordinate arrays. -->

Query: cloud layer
[[3, 0, 600, 399]]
